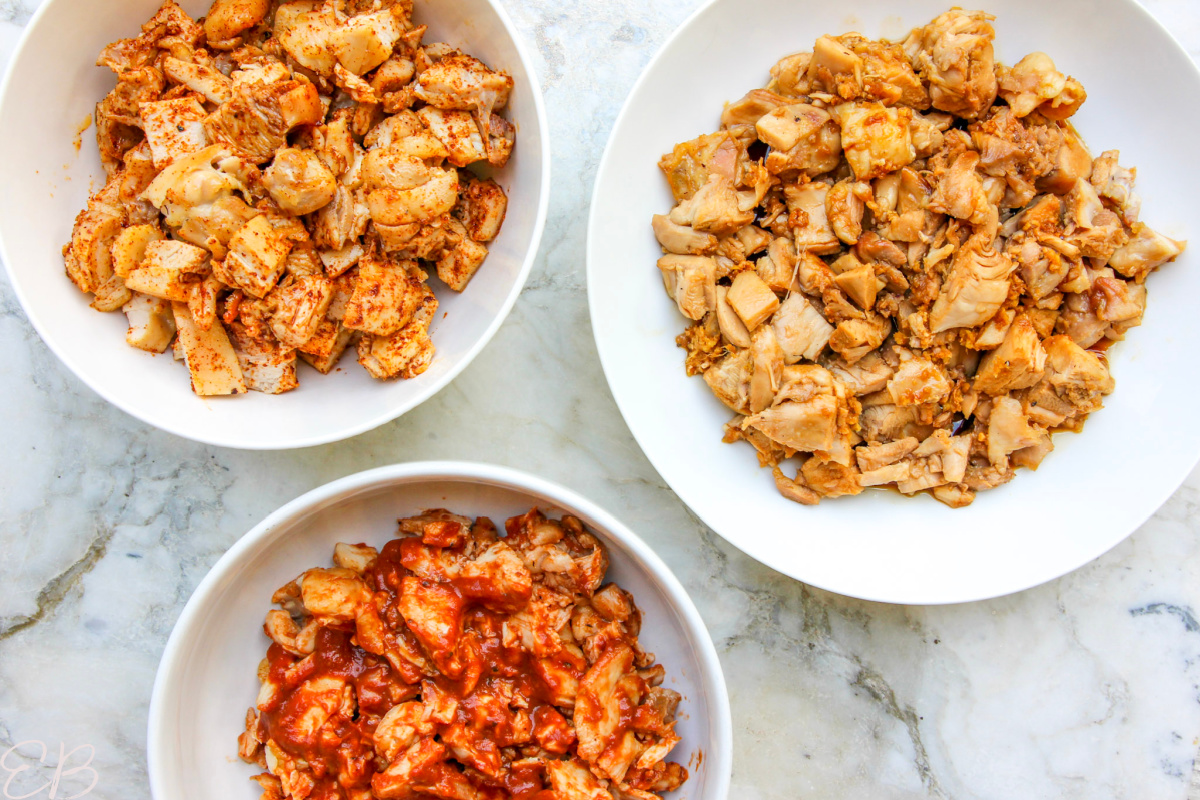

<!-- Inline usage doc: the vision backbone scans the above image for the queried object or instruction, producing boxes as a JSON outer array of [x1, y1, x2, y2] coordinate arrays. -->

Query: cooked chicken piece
[[773, 466, 820, 505], [659, 255, 717, 321], [829, 313, 890, 364], [825, 350, 894, 395], [658, 131, 740, 202], [808, 34, 928, 108], [205, 79, 323, 164], [545, 758, 616, 800], [1042, 334, 1113, 415], [436, 221, 489, 291], [907, 9, 998, 120], [772, 292, 833, 363], [123, 293, 177, 353], [456, 177, 508, 243], [172, 302, 246, 395], [416, 107, 486, 167], [124, 239, 209, 302], [203, 0, 270, 45], [715, 286, 752, 348], [226, 316, 300, 394], [801, 456, 862, 498], [1108, 224, 1186, 280], [669, 174, 755, 237], [833, 102, 915, 181], [727, 269, 779, 331], [262, 148, 338, 215], [162, 57, 232, 104], [833, 264, 878, 310], [704, 349, 752, 414], [749, 325, 784, 413], [784, 182, 840, 254], [1090, 150, 1141, 226], [1037, 127, 1093, 195], [758, 104, 842, 177], [929, 150, 997, 235], [859, 403, 932, 443], [332, 9, 404, 75], [929, 238, 1014, 333], [826, 179, 872, 245], [140, 97, 209, 170], [856, 437, 919, 472], [343, 255, 426, 336], [652, 214, 716, 256], [987, 396, 1045, 468], [219, 215, 293, 298], [722, 89, 790, 127], [270, 275, 334, 348], [973, 314, 1047, 395], [312, 185, 372, 251], [997, 52, 1086, 120], [886, 356, 952, 406], [743, 365, 840, 452], [362, 143, 460, 227]]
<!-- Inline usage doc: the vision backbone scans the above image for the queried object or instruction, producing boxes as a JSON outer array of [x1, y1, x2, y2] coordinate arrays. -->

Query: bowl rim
[[0, 0, 552, 451], [584, 0, 1200, 604], [145, 460, 734, 800]]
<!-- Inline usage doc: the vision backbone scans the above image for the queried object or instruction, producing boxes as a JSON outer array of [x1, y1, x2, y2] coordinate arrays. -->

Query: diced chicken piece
[[828, 314, 890, 364], [832, 102, 915, 181], [929, 150, 997, 234], [859, 403, 931, 443], [276, 6, 339, 75], [544, 758, 615, 800], [973, 314, 1047, 395], [743, 365, 839, 452], [1092, 276, 1146, 328], [357, 288, 438, 380], [886, 356, 952, 406], [772, 292, 833, 363], [669, 174, 755, 237], [826, 179, 872, 245], [417, 107, 486, 167], [125, 239, 209, 302], [123, 293, 177, 353], [908, 9, 998, 120], [1043, 335, 1114, 415], [416, 53, 513, 113], [1037, 127, 1093, 195], [226, 317, 299, 394], [372, 738, 450, 800], [1108, 225, 1186, 280], [784, 182, 840, 254], [909, 111, 952, 158], [140, 97, 209, 170], [727, 270, 779, 331], [801, 456, 862, 498], [1061, 179, 1127, 260], [205, 79, 323, 164], [856, 437, 919, 472], [658, 255, 717, 321], [929, 240, 1014, 333], [436, 222, 489, 291], [64, 195, 126, 296], [203, 0, 270, 44], [331, 9, 403, 75], [299, 322, 357, 374], [760, 103, 843, 177], [162, 56, 232, 104], [722, 89, 790, 127], [825, 351, 894, 395], [715, 286, 752, 349], [749, 325, 784, 413], [652, 214, 716, 255], [312, 185, 372, 251], [220, 215, 292, 297], [363, 148, 460, 227], [343, 255, 426, 336], [457, 177, 508, 243], [263, 149, 338, 216], [834, 264, 878, 310], [658, 131, 740, 202], [576, 643, 638, 761], [858, 461, 912, 487], [172, 302, 246, 395], [300, 567, 372, 621], [997, 52, 1086, 120], [1090, 150, 1141, 226], [808, 33, 929, 107], [773, 467, 820, 505], [270, 275, 334, 348], [703, 349, 752, 414], [987, 396, 1045, 468], [110, 224, 165, 280], [318, 243, 364, 278]]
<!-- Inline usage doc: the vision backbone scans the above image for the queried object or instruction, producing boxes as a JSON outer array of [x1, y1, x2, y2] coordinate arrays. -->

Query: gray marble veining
[[2, 0, 1200, 798]]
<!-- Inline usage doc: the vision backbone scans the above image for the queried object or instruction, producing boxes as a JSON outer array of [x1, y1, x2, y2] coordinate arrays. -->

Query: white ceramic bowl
[[147, 462, 732, 800], [588, 0, 1200, 604], [0, 0, 549, 449]]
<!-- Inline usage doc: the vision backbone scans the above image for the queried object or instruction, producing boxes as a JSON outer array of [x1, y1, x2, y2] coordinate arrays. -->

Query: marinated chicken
[[238, 509, 690, 800], [656, 10, 1186, 507], [66, 0, 514, 396]]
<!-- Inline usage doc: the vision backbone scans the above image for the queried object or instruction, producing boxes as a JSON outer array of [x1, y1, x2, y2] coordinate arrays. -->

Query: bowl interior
[[149, 467, 728, 800], [588, 0, 1200, 603], [0, 0, 547, 449]]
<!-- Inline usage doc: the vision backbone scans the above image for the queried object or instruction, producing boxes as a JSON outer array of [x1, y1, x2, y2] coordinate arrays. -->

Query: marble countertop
[[3, 0, 1200, 798]]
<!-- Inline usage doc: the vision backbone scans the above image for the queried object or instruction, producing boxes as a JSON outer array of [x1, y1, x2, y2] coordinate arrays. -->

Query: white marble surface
[[2, 1, 1200, 798]]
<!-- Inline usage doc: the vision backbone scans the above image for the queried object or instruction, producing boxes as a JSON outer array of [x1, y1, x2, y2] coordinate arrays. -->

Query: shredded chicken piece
[[653, 9, 1186, 507], [65, 0, 516, 396]]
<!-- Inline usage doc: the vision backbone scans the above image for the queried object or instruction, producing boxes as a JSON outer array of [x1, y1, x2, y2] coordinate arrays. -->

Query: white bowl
[[147, 462, 732, 800], [588, 0, 1200, 604], [0, 0, 549, 449]]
